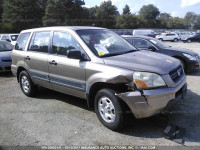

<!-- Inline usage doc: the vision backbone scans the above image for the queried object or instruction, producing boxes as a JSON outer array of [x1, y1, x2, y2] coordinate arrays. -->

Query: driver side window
[[52, 32, 83, 56]]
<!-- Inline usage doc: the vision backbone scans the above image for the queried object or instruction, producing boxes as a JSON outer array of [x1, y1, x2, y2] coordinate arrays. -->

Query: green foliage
[[184, 12, 198, 29], [0, 0, 200, 32], [193, 15, 200, 29], [123, 5, 131, 15], [138, 4, 160, 28], [2, 0, 47, 32], [116, 14, 140, 29], [95, 1, 119, 28], [139, 4, 160, 20], [168, 17, 185, 29], [158, 13, 171, 28], [43, 0, 89, 26]]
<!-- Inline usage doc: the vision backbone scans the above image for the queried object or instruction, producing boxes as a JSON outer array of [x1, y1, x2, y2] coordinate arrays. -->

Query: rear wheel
[[19, 71, 37, 97], [95, 89, 126, 131], [174, 38, 178, 42], [159, 38, 163, 41]]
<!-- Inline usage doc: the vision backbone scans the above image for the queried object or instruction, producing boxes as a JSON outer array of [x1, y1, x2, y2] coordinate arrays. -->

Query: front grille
[[2, 59, 12, 62], [169, 65, 184, 83]]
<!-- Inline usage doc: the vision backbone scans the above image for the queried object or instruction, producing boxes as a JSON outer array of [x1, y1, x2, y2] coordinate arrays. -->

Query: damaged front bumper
[[117, 77, 187, 119]]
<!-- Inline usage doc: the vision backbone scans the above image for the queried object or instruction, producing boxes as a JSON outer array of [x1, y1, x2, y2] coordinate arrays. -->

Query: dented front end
[[117, 76, 187, 119]]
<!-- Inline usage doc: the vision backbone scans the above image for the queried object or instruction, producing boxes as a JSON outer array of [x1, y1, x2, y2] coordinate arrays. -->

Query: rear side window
[[28, 32, 50, 53], [15, 33, 30, 51]]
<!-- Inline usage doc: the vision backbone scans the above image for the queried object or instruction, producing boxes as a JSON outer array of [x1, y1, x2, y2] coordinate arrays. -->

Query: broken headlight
[[133, 72, 166, 89]]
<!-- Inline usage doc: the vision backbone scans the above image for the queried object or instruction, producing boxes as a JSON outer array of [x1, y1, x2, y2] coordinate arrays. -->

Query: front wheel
[[19, 71, 37, 97], [95, 89, 126, 131], [187, 39, 191, 43]]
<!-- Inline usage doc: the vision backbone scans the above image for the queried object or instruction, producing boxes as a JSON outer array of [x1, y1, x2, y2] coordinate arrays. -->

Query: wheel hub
[[98, 97, 116, 123], [21, 76, 30, 93]]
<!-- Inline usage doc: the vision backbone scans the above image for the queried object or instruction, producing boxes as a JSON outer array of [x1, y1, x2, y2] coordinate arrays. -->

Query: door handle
[[49, 60, 57, 66], [25, 56, 30, 60]]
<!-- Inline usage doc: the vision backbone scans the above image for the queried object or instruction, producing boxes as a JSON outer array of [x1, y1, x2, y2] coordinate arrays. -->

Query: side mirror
[[148, 46, 156, 51], [67, 50, 83, 60]]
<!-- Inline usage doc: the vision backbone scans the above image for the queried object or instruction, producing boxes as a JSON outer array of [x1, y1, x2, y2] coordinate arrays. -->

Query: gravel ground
[[0, 42, 200, 149]]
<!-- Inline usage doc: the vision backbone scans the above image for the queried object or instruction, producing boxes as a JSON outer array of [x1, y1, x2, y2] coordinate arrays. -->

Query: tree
[[168, 17, 185, 29], [116, 14, 140, 29], [194, 15, 200, 29], [0, 0, 3, 31], [2, 0, 47, 33], [139, 4, 160, 28], [184, 12, 198, 29], [96, 1, 119, 28], [43, 0, 86, 26], [139, 4, 160, 20], [158, 13, 171, 28], [123, 4, 130, 15]]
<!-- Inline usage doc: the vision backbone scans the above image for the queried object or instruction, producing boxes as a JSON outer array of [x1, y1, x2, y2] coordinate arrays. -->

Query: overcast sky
[[84, 0, 200, 18]]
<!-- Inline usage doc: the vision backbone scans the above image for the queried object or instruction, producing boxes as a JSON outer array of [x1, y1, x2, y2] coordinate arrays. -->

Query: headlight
[[133, 72, 166, 89], [183, 53, 197, 61]]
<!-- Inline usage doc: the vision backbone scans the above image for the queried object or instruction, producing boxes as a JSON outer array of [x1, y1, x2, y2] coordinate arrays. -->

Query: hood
[[0, 51, 12, 59], [164, 47, 198, 56], [102, 51, 180, 75]]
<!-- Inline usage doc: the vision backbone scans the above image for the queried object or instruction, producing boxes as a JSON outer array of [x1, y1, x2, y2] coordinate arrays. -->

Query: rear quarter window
[[15, 33, 31, 51]]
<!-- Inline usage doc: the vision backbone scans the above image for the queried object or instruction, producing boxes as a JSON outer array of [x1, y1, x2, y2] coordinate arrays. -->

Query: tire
[[95, 89, 126, 131], [187, 39, 191, 43], [19, 70, 37, 97], [174, 38, 178, 42], [159, 38, 163, 41]]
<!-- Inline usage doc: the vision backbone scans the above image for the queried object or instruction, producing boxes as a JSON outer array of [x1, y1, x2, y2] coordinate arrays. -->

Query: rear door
[[24, 31, 51, 89], [12, 33, 31, 74], [48, 31, 86, 98]]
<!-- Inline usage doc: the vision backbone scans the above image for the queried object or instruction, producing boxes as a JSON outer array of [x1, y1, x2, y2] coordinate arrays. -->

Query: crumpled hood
[[164, 47, 198, 56], [102, 51, 180, 75], [0, 51, 12, 59]]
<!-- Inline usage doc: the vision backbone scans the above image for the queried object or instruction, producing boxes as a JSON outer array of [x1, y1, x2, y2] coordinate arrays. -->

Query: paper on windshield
[[94, 44, 109, 56]]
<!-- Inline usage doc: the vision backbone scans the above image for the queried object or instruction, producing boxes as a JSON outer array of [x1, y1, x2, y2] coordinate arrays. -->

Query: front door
[[48, 31, 86, 98]]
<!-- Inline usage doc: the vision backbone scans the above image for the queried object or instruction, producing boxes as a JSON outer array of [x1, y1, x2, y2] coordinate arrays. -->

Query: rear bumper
[[117, 77, 187, 119]]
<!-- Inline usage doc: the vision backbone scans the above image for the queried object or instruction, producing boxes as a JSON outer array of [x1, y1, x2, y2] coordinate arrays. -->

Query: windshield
[[0, 41, 13, 51], [76, 29, 136, 57], [11, 35, 19, 41], [149, 39, 169, 49]]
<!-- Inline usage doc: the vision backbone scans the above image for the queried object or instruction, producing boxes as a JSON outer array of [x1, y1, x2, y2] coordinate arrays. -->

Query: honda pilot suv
[[12, 27, 187, 131]]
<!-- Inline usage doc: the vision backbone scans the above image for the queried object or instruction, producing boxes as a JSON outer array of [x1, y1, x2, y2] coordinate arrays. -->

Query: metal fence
[[111, 29, 199, 35]]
